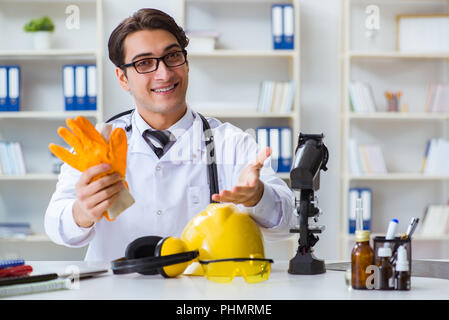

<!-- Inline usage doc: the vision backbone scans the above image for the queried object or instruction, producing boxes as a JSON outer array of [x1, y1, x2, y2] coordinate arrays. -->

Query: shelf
[[347, 173, 449, 181], [0, 174, 59, 181], [0, 111, 99, 119], [188, 49, 297, 58], [0, 234, 50, 243], [347, 112, 449, 121], [348, 51, 449, 59], [0, 49, 98, 59], [200, 110, 296, 119], [343, 233, 449, 242]]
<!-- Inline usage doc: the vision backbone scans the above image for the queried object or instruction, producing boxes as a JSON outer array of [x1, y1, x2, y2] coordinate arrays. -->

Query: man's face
[[116, 29, 189, 115]]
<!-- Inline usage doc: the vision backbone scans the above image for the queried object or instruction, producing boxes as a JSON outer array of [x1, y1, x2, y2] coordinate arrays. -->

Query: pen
[[0, 265, 33, 278], [0, 259, 25, 270], [384, 219, 398, 248], [0, 273, 58, 287]]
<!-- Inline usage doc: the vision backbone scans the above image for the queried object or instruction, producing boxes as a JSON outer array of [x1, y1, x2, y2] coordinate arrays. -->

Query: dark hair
[[108, 8, 189, 67]]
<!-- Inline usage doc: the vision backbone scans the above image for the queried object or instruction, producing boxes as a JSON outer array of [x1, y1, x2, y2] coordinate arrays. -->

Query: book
[[257, 80, 295, 113]]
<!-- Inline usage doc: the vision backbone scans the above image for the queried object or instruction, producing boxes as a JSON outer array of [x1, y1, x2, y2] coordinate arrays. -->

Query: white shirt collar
[[134, 106, 195, 141]]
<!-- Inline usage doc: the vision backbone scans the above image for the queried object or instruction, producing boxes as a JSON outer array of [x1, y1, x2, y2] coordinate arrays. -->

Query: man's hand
[[211, 147, 271, 207], [73, 163, 125, 228]]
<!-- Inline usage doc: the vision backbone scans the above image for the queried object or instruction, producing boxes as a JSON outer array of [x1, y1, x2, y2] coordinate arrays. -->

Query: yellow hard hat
[[181, 203, 267, 277]]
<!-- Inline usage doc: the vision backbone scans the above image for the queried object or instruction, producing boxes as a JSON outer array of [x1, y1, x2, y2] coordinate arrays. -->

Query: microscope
[[288, 133, 329, 275]]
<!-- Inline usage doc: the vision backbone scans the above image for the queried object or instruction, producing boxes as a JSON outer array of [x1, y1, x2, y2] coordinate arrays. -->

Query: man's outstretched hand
[[211, 147, 271, 207]]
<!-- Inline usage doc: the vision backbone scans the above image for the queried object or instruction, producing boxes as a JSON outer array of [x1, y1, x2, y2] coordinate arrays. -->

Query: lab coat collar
[[128, 108, 204, 162]]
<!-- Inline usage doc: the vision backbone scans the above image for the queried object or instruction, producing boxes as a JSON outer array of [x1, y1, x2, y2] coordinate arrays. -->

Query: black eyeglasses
[[120, 50, 187, 74]]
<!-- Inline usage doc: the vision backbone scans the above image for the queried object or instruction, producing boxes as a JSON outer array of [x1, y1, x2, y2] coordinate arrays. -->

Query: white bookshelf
[[339, 0, 449, 260], [0, 0, 103, 258], [179, 0, 301, 184]]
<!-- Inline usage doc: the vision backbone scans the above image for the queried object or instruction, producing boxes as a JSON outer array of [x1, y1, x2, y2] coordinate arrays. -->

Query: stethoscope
[[106, 109, 219, 203]]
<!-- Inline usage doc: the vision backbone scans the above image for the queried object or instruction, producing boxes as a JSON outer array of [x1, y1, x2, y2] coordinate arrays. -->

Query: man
[[45, 8, 295, 261]]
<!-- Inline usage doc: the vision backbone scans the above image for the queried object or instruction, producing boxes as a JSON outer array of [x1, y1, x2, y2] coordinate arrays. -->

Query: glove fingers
[[109, 128, 128, 177], [74, 116, 107, 145], [49, 143, 83, 171], [57, 127, 82, 153], [66, 117, 90, 146]]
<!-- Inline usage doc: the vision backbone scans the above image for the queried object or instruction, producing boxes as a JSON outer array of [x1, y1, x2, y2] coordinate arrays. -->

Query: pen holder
[[373, 236, 412, 273]]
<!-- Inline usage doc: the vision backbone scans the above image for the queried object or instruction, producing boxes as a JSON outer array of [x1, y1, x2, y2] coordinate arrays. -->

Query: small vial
[[351, 230, 374, 290], [395, 245, 411, 291], [376, 247, 394, 290]]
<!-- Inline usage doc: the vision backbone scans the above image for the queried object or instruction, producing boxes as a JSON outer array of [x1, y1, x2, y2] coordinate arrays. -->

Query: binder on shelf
[[348, 81, 377, 113], [424, 83, 449, 113], [7, 66, 20, 112], [269, 128, 280, 172], [271, 4, 283, 50], [256, 127, 292, 173], [283, 4, 294, 50], [348, 187, 372, 234], [279, 127, 292, 172], [75, 64, 87, 110], [63, 64, 75, 111], [86, 64, 97, 110], [0, 66, 7, 111]]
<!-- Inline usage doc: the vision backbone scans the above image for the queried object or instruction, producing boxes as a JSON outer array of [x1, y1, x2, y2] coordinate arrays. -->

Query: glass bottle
[[395, 245, 411, 290], [351, 230, 374, 290], [376, 247, 394, 290]]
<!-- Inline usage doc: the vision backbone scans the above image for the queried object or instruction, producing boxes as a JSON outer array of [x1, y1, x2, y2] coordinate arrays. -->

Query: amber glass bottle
[[351, 230, 374, 290]]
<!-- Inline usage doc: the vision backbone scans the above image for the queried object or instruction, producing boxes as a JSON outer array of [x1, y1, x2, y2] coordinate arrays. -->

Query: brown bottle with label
[[351, 230, 374, 290]]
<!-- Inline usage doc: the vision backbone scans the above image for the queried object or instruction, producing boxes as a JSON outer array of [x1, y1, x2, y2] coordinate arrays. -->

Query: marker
[[385, 219, 398, 248]]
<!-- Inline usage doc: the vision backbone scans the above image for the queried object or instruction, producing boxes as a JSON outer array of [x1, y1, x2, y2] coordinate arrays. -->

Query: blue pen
[[0, 259, 25, 270]]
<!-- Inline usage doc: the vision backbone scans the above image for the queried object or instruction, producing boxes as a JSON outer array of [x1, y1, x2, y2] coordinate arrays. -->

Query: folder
[[269, 128, 280, 172], [86, 64, 97, 110], [0, 66, 7, 112], [256, 127, 269, 150], [283, 4, 294, 50], [63, 65, 75, 111], [271, 4, 283, 50], [348, 188, 359, 234], [348, 187, 372, 234], [75, 64, 87, 110], [279, 127, 292, 172], [7, 66, 20, 112]]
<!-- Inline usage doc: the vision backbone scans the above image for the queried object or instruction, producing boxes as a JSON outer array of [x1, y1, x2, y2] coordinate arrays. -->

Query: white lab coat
[[44, 108, 296, 261]]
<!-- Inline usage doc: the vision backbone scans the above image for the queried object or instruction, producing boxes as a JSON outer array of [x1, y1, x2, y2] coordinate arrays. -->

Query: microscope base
[[288, 251, 326, 275]]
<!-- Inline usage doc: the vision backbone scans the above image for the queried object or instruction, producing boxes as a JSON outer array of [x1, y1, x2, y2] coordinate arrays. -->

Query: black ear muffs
[[111, 236, 198, 277]]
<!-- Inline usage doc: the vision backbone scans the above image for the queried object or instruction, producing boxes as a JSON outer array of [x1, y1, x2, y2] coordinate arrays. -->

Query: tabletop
[[3, 260, 449, 300]]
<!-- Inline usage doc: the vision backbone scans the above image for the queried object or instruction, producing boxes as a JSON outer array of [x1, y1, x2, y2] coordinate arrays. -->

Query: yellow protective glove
[[49, 116, 133, 221]]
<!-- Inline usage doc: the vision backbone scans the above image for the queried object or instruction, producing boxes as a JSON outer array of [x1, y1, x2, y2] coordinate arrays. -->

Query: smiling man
[[44, 8, 295, 261]]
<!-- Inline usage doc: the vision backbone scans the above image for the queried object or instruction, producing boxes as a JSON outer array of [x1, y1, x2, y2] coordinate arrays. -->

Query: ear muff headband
[[111, 250, 199, 275]]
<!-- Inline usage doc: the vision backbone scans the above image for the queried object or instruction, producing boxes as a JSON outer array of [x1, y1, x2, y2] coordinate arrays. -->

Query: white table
[[3, 260, 449, 300]]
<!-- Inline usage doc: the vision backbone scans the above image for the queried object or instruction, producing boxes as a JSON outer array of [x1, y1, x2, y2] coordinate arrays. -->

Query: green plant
[[23, 16, 55, 32]]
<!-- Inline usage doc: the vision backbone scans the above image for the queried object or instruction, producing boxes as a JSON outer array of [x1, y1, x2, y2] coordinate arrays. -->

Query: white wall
[[100, 0, 341, 261]]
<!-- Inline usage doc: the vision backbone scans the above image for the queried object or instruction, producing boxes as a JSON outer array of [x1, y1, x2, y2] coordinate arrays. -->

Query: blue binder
[[348, 187, 372, 234], [74, 64, 87, 110], [86, 64, 97, 110], [278, 127, 292, 172], [0, 66, 7, 112], [271, 4, 284, 50], [63, 64, 75, 111], [283, 4, 294, 50], [7, 65, 20, 112]]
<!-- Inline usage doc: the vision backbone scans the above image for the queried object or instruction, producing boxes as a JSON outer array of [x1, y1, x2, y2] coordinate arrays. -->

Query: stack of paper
[[422, 139, 449, 175], [0, 142, 26, 175], [420, 205, 449, 236], [348, 140, 387, 175], [348, 81, 377, 113], [424, 84, 449, 113], [257, 80, 295, 113]]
